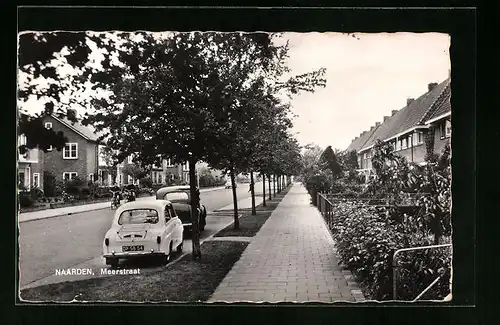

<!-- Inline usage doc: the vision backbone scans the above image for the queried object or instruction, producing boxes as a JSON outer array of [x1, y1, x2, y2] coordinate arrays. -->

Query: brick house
[[17, 134, 43, 191], [42, 114, 101, 185], [38, 114, 209, 188], [346, 78, 451, 178]]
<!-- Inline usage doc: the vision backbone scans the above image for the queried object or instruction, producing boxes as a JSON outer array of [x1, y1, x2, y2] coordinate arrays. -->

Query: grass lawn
[[20, 241, 248, 302], [214, 185, 292, 238]]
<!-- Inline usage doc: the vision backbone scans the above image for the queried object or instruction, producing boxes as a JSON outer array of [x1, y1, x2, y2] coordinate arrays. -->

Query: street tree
[[17, 32, 131, 153], [121, 162, 149, 184]]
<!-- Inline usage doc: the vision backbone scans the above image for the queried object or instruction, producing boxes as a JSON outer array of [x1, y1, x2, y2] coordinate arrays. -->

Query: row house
[[346, 78, 451, 178]]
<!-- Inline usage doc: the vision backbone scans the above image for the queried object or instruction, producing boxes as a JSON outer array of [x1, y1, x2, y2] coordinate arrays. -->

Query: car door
[[163, 204, 175, 248], [167, 204, 183, 245]]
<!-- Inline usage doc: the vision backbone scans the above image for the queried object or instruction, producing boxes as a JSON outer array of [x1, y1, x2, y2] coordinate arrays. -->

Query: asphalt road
[[19, 181, 266, 289]]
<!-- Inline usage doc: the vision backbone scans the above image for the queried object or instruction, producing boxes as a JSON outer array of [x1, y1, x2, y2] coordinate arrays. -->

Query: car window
[[118, 209, 159, 225], [168, 206, 177, 219], [164, 191, 189, 201], [164, 205, 173, 222]]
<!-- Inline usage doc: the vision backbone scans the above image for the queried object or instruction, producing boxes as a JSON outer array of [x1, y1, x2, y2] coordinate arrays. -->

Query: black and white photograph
[[17, 28, 452, 303]]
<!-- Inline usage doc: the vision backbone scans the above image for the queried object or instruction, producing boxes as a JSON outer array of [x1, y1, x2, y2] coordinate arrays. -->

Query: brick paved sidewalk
[[208, 182, 364, 303]]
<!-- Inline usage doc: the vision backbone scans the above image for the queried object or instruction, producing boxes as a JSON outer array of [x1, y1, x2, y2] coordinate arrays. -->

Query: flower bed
[[325, 199, 451, 301]]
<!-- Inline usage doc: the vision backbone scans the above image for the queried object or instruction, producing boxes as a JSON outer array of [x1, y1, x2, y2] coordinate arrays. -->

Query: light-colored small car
[[102, 200, 184, 268]]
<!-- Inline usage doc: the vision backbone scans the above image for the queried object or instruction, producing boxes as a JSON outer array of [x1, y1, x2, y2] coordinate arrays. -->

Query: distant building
[[346, 78, 451, 178]]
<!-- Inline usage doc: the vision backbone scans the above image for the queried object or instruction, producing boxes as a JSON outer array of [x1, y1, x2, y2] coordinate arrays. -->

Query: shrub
[[29, 187, 44, 201], [19, 191, 35, 208], [139, 177, 153, 188], [328, 200, 451, 301], [64, 177, 85, 198], [43, 172, 56, 197]]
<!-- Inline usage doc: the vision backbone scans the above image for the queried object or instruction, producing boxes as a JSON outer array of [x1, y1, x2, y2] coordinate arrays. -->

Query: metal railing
[[392, 243, 452, 301], [317, 193, 336, 229]]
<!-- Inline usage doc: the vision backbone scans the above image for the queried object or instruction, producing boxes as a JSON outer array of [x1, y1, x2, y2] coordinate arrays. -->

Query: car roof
[[156, 185, 194, 195], [115, 199, 172, 214]]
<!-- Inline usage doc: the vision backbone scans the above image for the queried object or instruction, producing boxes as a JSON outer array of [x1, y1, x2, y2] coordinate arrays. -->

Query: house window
[[19, 134, 27, 146], [128, 155, 133, 164], [416, 131, 424, 144], [396, 139, 401, 151], [63, 172, 78, 181], [89, 173, 94, 182], [401, 138, 407, 149], [45, 122, 52, 129], [166, 159, 174, 167], [63, 143, 78, 159], [33, 173, 40, 188], [363, 153, 367, 160], [441, 120, 452, 138]]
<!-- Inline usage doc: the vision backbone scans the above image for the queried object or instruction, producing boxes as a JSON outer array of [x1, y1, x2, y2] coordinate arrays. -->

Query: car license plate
[[122, 245, 144, 252]]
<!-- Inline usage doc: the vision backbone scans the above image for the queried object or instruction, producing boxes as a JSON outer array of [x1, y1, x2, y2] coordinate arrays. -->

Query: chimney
[[428, 82, 438, 92], [407, 98, 414, 106], [370, 126, 375, 131], [375, 122, 381, 127], [383, 116, 390, 121], [391, 110, 398, 116]]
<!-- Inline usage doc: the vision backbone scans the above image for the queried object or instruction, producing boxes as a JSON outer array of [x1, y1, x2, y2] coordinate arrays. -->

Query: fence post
[[392, 249, 397, 300]]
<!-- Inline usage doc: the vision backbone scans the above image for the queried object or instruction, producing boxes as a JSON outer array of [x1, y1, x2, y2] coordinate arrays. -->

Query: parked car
[[102, 200, 184, 268], [155, 185, 207, 232]]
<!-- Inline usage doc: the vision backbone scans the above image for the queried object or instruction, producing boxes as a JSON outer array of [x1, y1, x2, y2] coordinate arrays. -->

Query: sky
[[19, 32, 450, 151], [281, 32, 450, 150]]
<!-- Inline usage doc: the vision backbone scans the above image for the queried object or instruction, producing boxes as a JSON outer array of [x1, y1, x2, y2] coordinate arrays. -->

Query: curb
[[18, 206, 111, 224], [165, 212, 245, 268], [18, 185, 228, 223]]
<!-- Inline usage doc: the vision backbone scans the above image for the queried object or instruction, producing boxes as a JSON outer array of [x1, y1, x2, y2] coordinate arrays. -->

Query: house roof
[[346, 124, 380, 152], [423, 82, 451, 123], [51, 115, 103, 143], [350, 78, 450, 152]]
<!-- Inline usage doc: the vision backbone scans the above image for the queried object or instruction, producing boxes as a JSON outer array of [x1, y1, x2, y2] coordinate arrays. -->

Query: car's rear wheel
[[107, 257, 119, 269], [162, 242, 173, 265]]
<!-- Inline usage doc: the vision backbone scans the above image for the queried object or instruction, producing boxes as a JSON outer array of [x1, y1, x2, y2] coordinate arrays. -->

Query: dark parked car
[[155, 185, 207, 231]]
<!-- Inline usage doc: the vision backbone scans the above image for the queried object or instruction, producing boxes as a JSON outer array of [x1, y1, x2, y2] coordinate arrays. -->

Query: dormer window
[[45, 122, 52, 129]]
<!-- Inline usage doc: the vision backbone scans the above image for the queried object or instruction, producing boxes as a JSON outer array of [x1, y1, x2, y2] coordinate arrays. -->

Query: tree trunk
[[262, 173, 266, 207], [273, 175, 276, 198], [250, 171, 256, 215], [230, 167, 239, 230], [268, 175, 272, 201], [188, 158, 201, 260]]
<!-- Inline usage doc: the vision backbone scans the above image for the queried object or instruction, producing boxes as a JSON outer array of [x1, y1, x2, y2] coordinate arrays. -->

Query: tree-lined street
[[20, 182, 263, 288]]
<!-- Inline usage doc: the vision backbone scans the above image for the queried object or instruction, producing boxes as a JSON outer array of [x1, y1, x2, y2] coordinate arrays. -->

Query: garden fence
[[392, 243, 452, 301]]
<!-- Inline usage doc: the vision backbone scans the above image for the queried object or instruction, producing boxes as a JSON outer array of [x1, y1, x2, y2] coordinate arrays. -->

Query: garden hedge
[[327, 200, 451, 301]]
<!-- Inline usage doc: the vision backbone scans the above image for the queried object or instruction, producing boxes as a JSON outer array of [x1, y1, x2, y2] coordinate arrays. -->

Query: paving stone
[[209, 184, 365, 303]]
